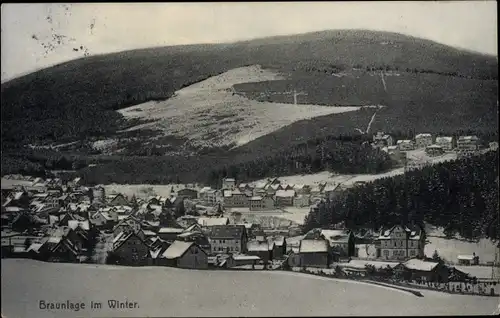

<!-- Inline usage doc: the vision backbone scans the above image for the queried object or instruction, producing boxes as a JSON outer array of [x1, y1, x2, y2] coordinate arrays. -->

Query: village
[[1, 132, 499, 297]]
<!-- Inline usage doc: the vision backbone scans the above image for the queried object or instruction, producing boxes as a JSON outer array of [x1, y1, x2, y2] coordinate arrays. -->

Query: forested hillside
[[303, 150, 500, 242], [2, 30, 497, 147]]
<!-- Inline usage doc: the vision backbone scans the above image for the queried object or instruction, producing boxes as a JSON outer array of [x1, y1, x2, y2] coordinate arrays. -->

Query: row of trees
[[304, 150, 499, 242]]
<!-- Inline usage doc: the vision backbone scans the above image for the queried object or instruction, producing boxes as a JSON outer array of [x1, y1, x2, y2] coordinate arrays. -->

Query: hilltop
[[1, 29, 498, 182]]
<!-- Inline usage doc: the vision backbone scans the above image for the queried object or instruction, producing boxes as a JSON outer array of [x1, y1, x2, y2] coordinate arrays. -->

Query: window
[[383, 250, 389, 257], [410, 250, 416, 256]]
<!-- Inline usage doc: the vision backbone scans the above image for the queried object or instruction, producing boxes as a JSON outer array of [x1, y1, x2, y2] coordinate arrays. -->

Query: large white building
[[415, 133, 433, 148], [435, 136, 454, 151], [377, 225, 425, 261]]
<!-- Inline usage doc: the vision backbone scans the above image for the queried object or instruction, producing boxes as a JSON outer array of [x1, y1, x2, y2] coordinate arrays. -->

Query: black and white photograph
[[1, 2, 499, 317]]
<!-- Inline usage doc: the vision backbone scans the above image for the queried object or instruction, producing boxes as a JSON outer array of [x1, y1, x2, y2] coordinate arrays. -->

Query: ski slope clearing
[[2, 259, 498, 318], [118, 65, 366, 148]]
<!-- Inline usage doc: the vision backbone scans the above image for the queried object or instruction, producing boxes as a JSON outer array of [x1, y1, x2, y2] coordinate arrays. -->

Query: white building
[[222, 178, 236, 190], [222, 189, 248, 208], [415, 133, 433, 148], [373, 132, 394, 147], [435, 136, 454, 151], [249, 196, 275, 211], [396, 140, 415, 151], [457, 136, 479, 151], [274, 190, 295, 207]]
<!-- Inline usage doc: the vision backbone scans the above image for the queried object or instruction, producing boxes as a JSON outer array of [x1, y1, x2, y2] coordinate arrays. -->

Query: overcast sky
[[1, 2, 497, 82]]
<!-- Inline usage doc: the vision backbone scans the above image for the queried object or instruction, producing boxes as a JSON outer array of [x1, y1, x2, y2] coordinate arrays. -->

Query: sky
[[1, 2, 497, 82]]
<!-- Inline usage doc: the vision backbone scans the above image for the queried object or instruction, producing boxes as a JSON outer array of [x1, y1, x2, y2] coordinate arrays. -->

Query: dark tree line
[[304, 150, 500, 242]]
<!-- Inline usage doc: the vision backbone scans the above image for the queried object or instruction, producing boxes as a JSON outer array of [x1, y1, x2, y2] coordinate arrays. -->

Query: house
[[246, 240, 272, 263], [435, 136, 455, 151], [265, 184, 282, 197], [3, 191, 30, 208], [425, 144, 445, 156], [397, 258, 449, 283], [177, 188, 198, 200], [222, 189, 248, 208], [92, 186, 105, 204], [197, 217, 229, 227], [310, 183, 326, 198], [11, 212, 47, 231], [415, 133, 433, 148], [323, 184, 342, 201], [225, 254, 261, 268], [457, 135, 479, 151], [268, 236, 287, 259], [158, 240, 208, 269], [89, 210, 118, 229], [299, 239, 330, 268], [45, 237, 81, 263], [293, 195, 310, 207], [157, 227, 184, 241], [293, 184, 310, 195], [396, 140, 415, 151], [377, 224, 425, 261], [112, 215, 142, 237], [199, 188, 218, 205], [384, 145, 405, 161], [373, 132, 393, 147], [106, 193, 129, 206], [249, 196, 274, 211], [209, 225, 248, 254], [320, 229, 355, 259], [274, 190, 295, 207], [177, 231, 211, 253], [237, 223, 262, 239], [457, 253, 480, 266], [111, 230, 150, 266], [222, 178, 236, 190]]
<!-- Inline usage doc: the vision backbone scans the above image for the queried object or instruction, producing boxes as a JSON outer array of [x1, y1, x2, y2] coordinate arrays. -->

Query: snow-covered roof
[[247, 240, 270, 252], [249, 196, 262, 201], [436, 136, 453, 142], [223, 178, 235, 182], [158, 227, 184, 234], [426, 144, 443, 149], [68, 220, 90, 231], [458, 135, 478, 141], [275, 190, 295, 198], [199, 187, 212, 193], [323, 184, 340, 192], [321, 229, 350, 244], [397, 140, 413, 144], [143, 230, 157, 236], [403, 259, 439, 272], [197, 217, 229, 227], [457, 255, 476, 261], [232, 255, 260, 261], [162, 241, 194, 259], [149, 247, 163, 259], [299, 239, 328, 253], [415, 133, 432, 138], [345, 260, 401, 270]]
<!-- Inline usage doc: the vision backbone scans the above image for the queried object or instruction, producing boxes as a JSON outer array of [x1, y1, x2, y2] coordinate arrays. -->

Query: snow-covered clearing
[[2, 259, 498, 318], [118, 65, 369, 148], [425, 226, 498, 264]]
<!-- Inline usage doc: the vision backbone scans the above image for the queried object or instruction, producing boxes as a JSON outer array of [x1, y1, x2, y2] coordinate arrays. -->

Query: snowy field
[[118, 65, 368, 148], [424, 226, 498, 265], [2, 259, 499, 318]]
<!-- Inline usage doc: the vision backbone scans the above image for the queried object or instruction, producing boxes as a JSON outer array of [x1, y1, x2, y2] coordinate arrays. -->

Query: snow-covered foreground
[[2, 259, 498, 318], [118, 65, 367, 148]]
